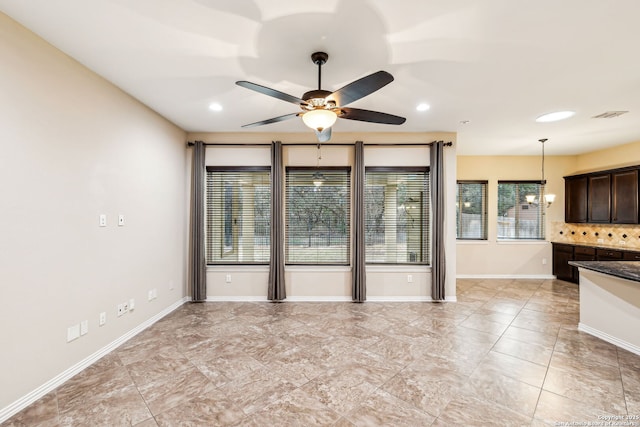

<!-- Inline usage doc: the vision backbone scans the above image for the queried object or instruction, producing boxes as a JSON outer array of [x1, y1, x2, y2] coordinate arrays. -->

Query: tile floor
[[3, 279, 640, 426]]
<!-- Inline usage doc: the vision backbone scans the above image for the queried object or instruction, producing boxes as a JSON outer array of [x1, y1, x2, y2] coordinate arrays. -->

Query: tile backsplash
[[550, 221, 640, 249]]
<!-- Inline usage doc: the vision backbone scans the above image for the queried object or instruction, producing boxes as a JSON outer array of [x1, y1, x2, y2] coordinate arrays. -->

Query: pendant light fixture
[[527, 138, 555, 207]]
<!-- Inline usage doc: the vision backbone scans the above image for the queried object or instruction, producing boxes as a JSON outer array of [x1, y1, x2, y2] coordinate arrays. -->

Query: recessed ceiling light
[[416, 103, 430, 112], [535, 110, 575, 122], [208, 102, 223, 112]]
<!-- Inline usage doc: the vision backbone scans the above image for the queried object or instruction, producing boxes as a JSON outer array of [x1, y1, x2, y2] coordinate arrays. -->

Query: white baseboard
[[206, 296, 269, 302], [367, 296, 457, 302], [456, 274, 555, 280], [206, 295, 456, 302], [578, 322, 640, 356], [0, 297, 189, 424]]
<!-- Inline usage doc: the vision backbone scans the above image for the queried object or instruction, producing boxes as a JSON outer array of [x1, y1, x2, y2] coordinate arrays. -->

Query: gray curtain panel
[[430, 141, 446, 301], [352, 141, 366, 302], [268, 141, 286, 301], [190, 141, 206, 302]]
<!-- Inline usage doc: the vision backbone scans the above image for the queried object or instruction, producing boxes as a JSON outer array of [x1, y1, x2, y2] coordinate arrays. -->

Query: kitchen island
[[569, 260, 640, 355]]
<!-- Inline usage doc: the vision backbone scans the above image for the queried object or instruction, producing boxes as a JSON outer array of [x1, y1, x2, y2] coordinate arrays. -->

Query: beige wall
[[574, 140, 640, 173], [456, 155, 577, 277], [0, 13, 188, 414], [192, 133, 457, 300], [457, 142, 640, 277]]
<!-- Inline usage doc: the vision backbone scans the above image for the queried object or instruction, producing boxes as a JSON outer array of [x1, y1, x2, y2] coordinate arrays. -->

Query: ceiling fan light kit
[[236, 52, 406, 141], [302, 109, 337, 132]]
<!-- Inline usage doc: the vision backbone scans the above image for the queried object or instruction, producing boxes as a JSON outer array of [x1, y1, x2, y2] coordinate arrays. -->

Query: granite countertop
[[569, 260, 640, 282]]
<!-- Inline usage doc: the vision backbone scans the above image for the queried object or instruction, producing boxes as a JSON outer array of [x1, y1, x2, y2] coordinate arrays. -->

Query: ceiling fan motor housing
[[302, 89, 333, 108]]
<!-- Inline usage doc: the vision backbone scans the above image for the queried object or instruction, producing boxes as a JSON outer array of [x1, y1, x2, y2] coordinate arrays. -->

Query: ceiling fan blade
[[236, 81, 307, 106], [339, 107, 406, 125], [315, 127, 332, 142], [327, 71, 394, 107], [241, 112, 299, 128]]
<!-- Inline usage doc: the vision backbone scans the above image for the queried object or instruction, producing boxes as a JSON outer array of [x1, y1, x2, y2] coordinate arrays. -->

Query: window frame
[[364, 166, 430, 265], [285, 166, 352, 266], [456, 180, 488, 241], [205, 166, 271, 265], [497, 180, 545, 241]]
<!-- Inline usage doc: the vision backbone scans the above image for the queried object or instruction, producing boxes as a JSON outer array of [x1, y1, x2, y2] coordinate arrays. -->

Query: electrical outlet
[[122, 302, 129, 313], [80, 320, 88, 336], [118, 214, 125, 226], [99, 312, 106, 326], [407, 274, 413, 283], [129, 298, 135, 311], [225, 274, 232, 283], [99, 214, 107, 227], [117, 304, 124, 317]]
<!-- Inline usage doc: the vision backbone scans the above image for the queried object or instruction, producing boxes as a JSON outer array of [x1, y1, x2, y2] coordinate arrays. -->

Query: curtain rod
[[186, 141, 453, 148]]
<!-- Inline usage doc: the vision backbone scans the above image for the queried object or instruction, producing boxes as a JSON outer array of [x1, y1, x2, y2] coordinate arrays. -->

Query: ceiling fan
[[236, 52, 406, 142]]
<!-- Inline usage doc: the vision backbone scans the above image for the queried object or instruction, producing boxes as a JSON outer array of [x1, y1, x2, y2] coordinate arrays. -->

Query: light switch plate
[[99, 214, 107, 227], [67, 324, 80, 342], [80, 320, 88, 336], [118, 214, 125, 226]]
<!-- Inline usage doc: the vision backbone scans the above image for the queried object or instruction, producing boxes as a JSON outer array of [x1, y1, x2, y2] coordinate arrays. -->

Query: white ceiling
[[2, 0, 640, 155]]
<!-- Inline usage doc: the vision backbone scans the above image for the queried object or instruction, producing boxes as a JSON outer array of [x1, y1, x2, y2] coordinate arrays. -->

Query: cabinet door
[[623, 251, 640, 261], [612, 170, 638, 224], [565, 176, 588, 223], [596, 248, 623, 260], [588, 174, 611, 223], [552, 244, 575, 282]]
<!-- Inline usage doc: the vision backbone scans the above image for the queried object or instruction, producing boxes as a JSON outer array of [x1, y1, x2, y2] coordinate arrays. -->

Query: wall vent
[[592, 111, 629, 119]]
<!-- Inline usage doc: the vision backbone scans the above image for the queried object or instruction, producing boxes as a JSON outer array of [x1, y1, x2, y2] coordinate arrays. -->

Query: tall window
[[286, 167, 351, 265], [497, 181, 545, 240], [206, 167, 271, 264], [365, 168, 429, 264], [456, 181, 488, 240]]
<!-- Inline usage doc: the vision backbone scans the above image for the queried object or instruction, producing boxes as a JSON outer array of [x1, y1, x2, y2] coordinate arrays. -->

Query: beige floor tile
[[345, 389, 436, 427], [433, 393, 532, 427], [462, 369, 541, 418], [479, 350, 549, 388], [8, 278, 637, 427], [492, 335, 554, 366], [241, 388, 341, 426], [543, 366, 626, 414], [1, 393, 59, 427], [154, 390, 246, 426], [137, 366, 217, 415], [533, 390, 619, 426]]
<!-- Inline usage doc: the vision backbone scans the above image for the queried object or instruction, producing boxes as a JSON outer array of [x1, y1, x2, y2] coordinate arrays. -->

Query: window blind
[[365, 168, 429, 264], [456, 181, 488, 240], [497, 181, 545, 240], [285, 167, 351, 265], [206, 167, 271, 264]]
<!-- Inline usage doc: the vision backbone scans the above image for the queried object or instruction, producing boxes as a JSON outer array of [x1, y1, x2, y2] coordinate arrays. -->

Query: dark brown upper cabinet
[[565, 176, 588, 223], [612, 169, 638, 223], [565, 166, 640, 224], [588, 174, 611, 223]]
